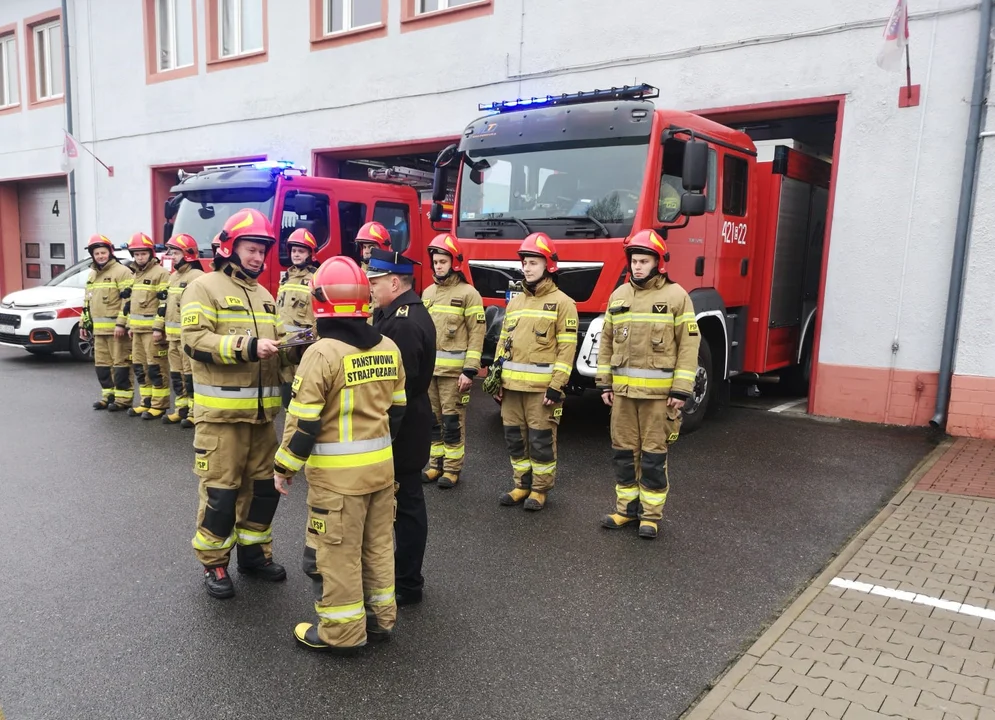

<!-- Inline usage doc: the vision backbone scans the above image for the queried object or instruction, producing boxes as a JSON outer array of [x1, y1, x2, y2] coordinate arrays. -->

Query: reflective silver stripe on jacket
[[165, 321, 182, 329], [312, 435, 392, 456], [92, 316, 117, 324], [502, 361, 553, 375], [436, 350, 466, 360], [194, 383, 282, 399], [612, 368, 675, 379], [131, 314, 157, 320], [284, 325, 309, 333]]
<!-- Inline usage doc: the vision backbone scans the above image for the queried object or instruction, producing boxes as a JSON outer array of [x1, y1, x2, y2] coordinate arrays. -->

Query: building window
[[219, 0, 264, 58], [417, 0, 478, 12], [0, 33, 18, 108], [32, 20, 63, 101], [325, 0, 382, 33], [722, 155, 749, 217], [156, 0, 195, 71]]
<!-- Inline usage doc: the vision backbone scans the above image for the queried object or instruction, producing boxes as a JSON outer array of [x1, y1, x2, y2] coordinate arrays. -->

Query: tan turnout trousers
[[610, 396, 682, 522], [427, 376, 470, 474], [500, 389, 563, 494]]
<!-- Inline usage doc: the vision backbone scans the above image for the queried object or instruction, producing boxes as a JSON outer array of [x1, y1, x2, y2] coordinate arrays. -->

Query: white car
[[0, 250, 133, 361]]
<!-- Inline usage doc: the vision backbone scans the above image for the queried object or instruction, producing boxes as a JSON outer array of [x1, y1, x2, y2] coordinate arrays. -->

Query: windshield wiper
[[541, 215, 610, 237], [465, 215, 532, 235]]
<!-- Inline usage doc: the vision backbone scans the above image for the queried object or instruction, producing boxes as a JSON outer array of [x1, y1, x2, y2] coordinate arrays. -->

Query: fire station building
[[0, 0, 993, 438]]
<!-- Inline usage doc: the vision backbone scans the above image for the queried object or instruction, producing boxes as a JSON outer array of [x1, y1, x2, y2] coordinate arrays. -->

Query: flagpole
[[905, 44, 913, 100], [61, 0, 78, 264], [71, 138, 114, 177]]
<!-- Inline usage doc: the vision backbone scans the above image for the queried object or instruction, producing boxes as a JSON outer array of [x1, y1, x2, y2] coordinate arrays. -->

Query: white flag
[[60, 130, 80, 173], [876, 0, 910, 72]]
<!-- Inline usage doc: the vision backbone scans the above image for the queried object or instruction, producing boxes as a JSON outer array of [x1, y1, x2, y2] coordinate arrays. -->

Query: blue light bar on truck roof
[[479, 84, 659, 113]]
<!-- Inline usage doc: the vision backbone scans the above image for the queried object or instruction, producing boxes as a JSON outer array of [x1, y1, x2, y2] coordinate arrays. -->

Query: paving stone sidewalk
[[686, 438, 995, 720]]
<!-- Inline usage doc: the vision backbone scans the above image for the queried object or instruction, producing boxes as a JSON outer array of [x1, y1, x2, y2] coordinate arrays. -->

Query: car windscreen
[[171, 189, 276, 250]]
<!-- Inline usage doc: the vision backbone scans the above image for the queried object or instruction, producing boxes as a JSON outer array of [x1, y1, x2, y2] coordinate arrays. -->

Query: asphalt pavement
[[0, 346, 935, 720]]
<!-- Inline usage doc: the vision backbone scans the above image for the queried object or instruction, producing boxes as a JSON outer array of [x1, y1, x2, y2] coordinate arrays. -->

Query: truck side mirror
[[432, 167, 448, 202], [682, 140, 708, 192], [680, 193, 707, 217], [430, 203, 444, 223], [294, 193, 317, 215], [163, 222, 174, 241]]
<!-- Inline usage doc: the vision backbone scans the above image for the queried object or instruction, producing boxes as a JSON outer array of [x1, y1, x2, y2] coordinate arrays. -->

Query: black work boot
[[127, 399, 150, 417], [395, 588, 423, 606], [93, 399, 110, 410], [107, 402, 127, 412], [237, 545, 287, 582], [180, 416, 195, 429], [293, 623, 364, 655], [204, 566, 235, 599], [366, 609, 393, 643]]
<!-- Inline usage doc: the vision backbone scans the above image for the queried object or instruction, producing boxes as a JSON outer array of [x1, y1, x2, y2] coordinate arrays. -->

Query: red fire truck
[[429, 84, 830, 431], [163, 160, 442, 294]]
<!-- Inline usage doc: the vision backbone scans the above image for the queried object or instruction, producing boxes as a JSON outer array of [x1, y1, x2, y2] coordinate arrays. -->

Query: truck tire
[[680, 336, 713, 434]]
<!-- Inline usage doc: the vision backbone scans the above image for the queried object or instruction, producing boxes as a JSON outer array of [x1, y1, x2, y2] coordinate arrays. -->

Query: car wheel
[[69, 324, 93, 362], [679, 336, 714, 434]]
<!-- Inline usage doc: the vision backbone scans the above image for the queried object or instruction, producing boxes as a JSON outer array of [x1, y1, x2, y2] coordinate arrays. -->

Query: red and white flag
[[876, 0, 910, 72], [60, 130, 80, 173]]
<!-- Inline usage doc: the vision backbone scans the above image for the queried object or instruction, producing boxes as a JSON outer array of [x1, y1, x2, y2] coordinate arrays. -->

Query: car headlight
[[33, 311, 58, 320]]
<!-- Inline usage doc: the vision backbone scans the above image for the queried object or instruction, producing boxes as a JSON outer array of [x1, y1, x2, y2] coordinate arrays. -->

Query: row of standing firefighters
[[80, 210, 700, 653]]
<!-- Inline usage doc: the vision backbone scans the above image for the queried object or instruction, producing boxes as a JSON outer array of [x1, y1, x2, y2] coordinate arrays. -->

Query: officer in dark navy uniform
[[366, 248, 436, 605]]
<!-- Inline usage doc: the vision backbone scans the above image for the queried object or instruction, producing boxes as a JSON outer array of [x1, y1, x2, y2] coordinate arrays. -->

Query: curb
[[680, 436, 953, 720]]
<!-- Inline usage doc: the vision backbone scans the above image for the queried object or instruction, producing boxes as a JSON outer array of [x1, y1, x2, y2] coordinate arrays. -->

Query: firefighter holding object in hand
[[80, 234, 134, 411], [276, 228, 319, 407], [421, 234, 485, 489], [274, 257, 406, 654], [158, 233, 203, 428], [597, 229, 700, 540], [181, 208, 289, 599], [494, 233, 578, 512], [124, 232, 171, 420]]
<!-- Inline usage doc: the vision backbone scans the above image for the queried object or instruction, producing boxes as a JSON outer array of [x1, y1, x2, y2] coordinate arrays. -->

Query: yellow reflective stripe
[[428, 304, 463, 316], [192, 530, 235, 551], [236, 527, 272, 545], [503, 369, 556, 383], [193, 394, 282, 410], [288, 399, 323, 420], [279, 283, 312, 295], [675, 312, 696, 325], [430, 443, 445, 458], [365, 585, 395, 606], [615, 485, 640, 501], [165, 327, 182, 337], [88, 281, 118, 289], [610, 312, 673, 324], [596, 365, 611, 376], [218, 336, 238, 364], [168, 286, 185, 294], [556, 333, 577, 343], [554, 362, 572, 375], [531, 461, 556, 474], [674, 369, 697, 382], [217, 311, 277, 324], [463, 305, 484, 316], [506, 309, 557, 320], [130, 318, 157, 328], [465, 350, 482, 360], [435, 357, 465, 368], [118, 279, 134, 288], [306, 445, 393, 469], [444, 445, 465, 460], [91, 321, 118, 330], [338, 389, 354, 442], [316, 600, 366, 624], [182, 302, 217, 320], [510, 458, 531, 472], [639, 487, 669, 506], [175, 396, 189, 408], [115, 390, 134, 400], [612, 376, 674, 390], [151, 387, 170, 398], [275, 446, 306, 473], [392, 390, 407, 405]]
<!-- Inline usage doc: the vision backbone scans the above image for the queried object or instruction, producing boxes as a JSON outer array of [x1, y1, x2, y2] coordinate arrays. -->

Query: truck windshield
[[457, 139, 649, 238], [171, 189, 276, 250]]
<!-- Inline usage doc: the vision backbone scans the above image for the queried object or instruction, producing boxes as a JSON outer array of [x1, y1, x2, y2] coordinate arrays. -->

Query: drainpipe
[[930, 0, 993, 430], [61, 0, 78, 265]]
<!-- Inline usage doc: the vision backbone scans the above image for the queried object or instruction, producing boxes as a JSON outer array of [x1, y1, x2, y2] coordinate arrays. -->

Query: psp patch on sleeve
[[182, 312, 199, 326]]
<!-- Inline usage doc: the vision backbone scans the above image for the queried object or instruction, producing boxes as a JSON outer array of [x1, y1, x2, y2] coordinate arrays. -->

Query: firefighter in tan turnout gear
[[276, 228, 319, 408], [354, 221, 391, 272], [421, 233, 485, 489], [273, 256, 407, 654], [124, 232, 171, 420], [181, 208, 289, 599], [493, 233, 578, 512], [597, 229, 700, 540], [158, 233, 203, 427], [80, 234, 134, 411]]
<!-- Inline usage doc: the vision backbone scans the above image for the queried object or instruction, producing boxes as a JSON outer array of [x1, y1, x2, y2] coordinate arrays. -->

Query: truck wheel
[[69, 324, 94, 362], [680, 336, 713, 434]]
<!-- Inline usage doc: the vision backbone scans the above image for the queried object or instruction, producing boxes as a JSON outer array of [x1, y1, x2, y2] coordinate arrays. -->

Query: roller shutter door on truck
[[18, 178, 70, 289]]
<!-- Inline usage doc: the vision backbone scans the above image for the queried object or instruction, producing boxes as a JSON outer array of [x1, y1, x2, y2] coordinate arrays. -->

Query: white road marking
[[769, 398, 808, 413], [829, 577, 995, 621]]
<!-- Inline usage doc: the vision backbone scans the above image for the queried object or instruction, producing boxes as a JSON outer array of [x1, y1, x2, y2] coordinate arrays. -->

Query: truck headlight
[[33, 311, 57, 320]]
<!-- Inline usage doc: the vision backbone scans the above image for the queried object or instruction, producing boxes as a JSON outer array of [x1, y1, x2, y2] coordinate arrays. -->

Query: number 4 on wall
[[51, 200, 60, 217]]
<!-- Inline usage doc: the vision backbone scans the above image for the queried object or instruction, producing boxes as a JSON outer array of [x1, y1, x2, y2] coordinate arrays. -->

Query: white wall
[[0, 0, 72, 180], [3, 0, 990, 377]]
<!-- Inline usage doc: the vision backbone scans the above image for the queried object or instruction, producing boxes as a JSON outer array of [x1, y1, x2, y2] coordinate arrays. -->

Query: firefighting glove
[[545, 387, 563, 403], [120, 288, 132, 299], [461, 369, 477, 380], [157, 289, 168, 300]]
